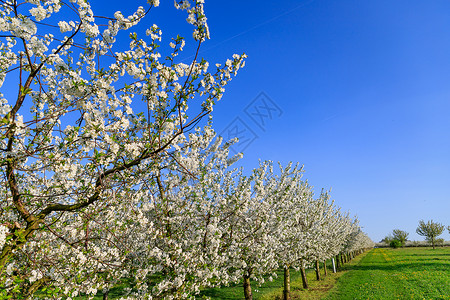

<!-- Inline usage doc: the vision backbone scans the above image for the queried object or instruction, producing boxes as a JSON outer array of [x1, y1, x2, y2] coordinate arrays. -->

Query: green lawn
[[325, 247, 450, 300]]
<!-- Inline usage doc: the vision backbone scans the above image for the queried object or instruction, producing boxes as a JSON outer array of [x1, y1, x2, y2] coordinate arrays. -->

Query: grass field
[[326, 247, 450, 300]]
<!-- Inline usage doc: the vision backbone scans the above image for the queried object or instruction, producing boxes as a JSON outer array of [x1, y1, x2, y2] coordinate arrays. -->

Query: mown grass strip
[[325, 247, 450, 300], [258, 252, 369, 300]]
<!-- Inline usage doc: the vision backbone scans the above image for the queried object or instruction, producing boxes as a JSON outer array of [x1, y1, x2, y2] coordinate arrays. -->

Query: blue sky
[[91, 1, 449, 241]]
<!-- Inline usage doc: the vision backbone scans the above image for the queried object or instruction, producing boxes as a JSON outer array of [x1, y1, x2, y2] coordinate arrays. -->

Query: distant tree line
[[382, 220, 448, 249]]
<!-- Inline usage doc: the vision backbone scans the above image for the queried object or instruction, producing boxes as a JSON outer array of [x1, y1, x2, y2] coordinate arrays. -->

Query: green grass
[[325, 247, 450, 300], [198, 268, 304, 299]]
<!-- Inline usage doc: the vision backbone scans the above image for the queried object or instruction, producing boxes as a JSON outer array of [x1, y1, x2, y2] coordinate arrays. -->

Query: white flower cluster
[[0, 94, 10, 115], [0, 225, 8, 250], [176, 0, 210, 41], [29, 0, 62, 21], [148, 0, 160, 6], [58, 21, 74, 33], [114, 6, 146, 30], [5, 17, 37, 39]]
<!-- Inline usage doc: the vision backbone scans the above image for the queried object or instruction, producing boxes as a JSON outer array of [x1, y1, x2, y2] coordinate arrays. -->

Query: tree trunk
[[331, 257, 336, 273], [315, 260, 321, 281], [335, 254, 340, 270], [283, 266, 291, 300], [24, 276, 50, 300], [300, 264, 308, 289], [323, 259, 327, 277], [103, 290, 109, 300], [243, 274, 252, 300]]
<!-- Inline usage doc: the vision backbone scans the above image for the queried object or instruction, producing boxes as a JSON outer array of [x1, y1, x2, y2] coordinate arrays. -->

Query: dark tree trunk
[[300, 264, 308, 289], [103, 290, 109, 300], [243, 274, 252, 300], [283, 266, 291, 300], [315, 260, 321, 281], [336, 254, 341, 269], [323, 259, 327, 277]]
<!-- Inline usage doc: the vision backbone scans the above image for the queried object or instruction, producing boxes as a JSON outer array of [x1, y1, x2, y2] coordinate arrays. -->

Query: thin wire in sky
[[181, 0, 318, 62]]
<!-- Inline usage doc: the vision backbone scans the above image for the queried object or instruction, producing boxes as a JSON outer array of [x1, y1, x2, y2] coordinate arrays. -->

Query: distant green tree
[[389, 240, 402, 248], [416, 220, 445, 249], [392, 229, 409, 247]]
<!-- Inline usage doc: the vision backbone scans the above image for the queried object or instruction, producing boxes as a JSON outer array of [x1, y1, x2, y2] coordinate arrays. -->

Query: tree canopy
[[416, 220, 445, 249]]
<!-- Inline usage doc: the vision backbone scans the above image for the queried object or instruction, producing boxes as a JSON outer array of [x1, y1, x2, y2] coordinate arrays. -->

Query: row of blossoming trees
[[0, 0, 373, 299]]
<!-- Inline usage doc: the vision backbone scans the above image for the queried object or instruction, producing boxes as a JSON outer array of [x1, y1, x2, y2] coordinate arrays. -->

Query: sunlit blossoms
[[0, 0, 246, 298], [0, 0, 372, 299]]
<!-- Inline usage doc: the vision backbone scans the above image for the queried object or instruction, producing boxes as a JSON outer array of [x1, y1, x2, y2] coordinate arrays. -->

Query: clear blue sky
[[87, 1, 450, 241]]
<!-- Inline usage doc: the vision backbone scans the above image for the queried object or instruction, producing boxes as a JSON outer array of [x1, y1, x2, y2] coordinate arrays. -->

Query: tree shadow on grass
[[341, 261, 449, 273], [198, 282, 243, 299], [399, 252, 450, 257]]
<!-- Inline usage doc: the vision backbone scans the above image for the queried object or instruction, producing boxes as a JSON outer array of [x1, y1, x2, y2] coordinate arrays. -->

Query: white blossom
[[58, 21, 72, 33], [30, 6, 48, 21], [0, 226, 8, 250]]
